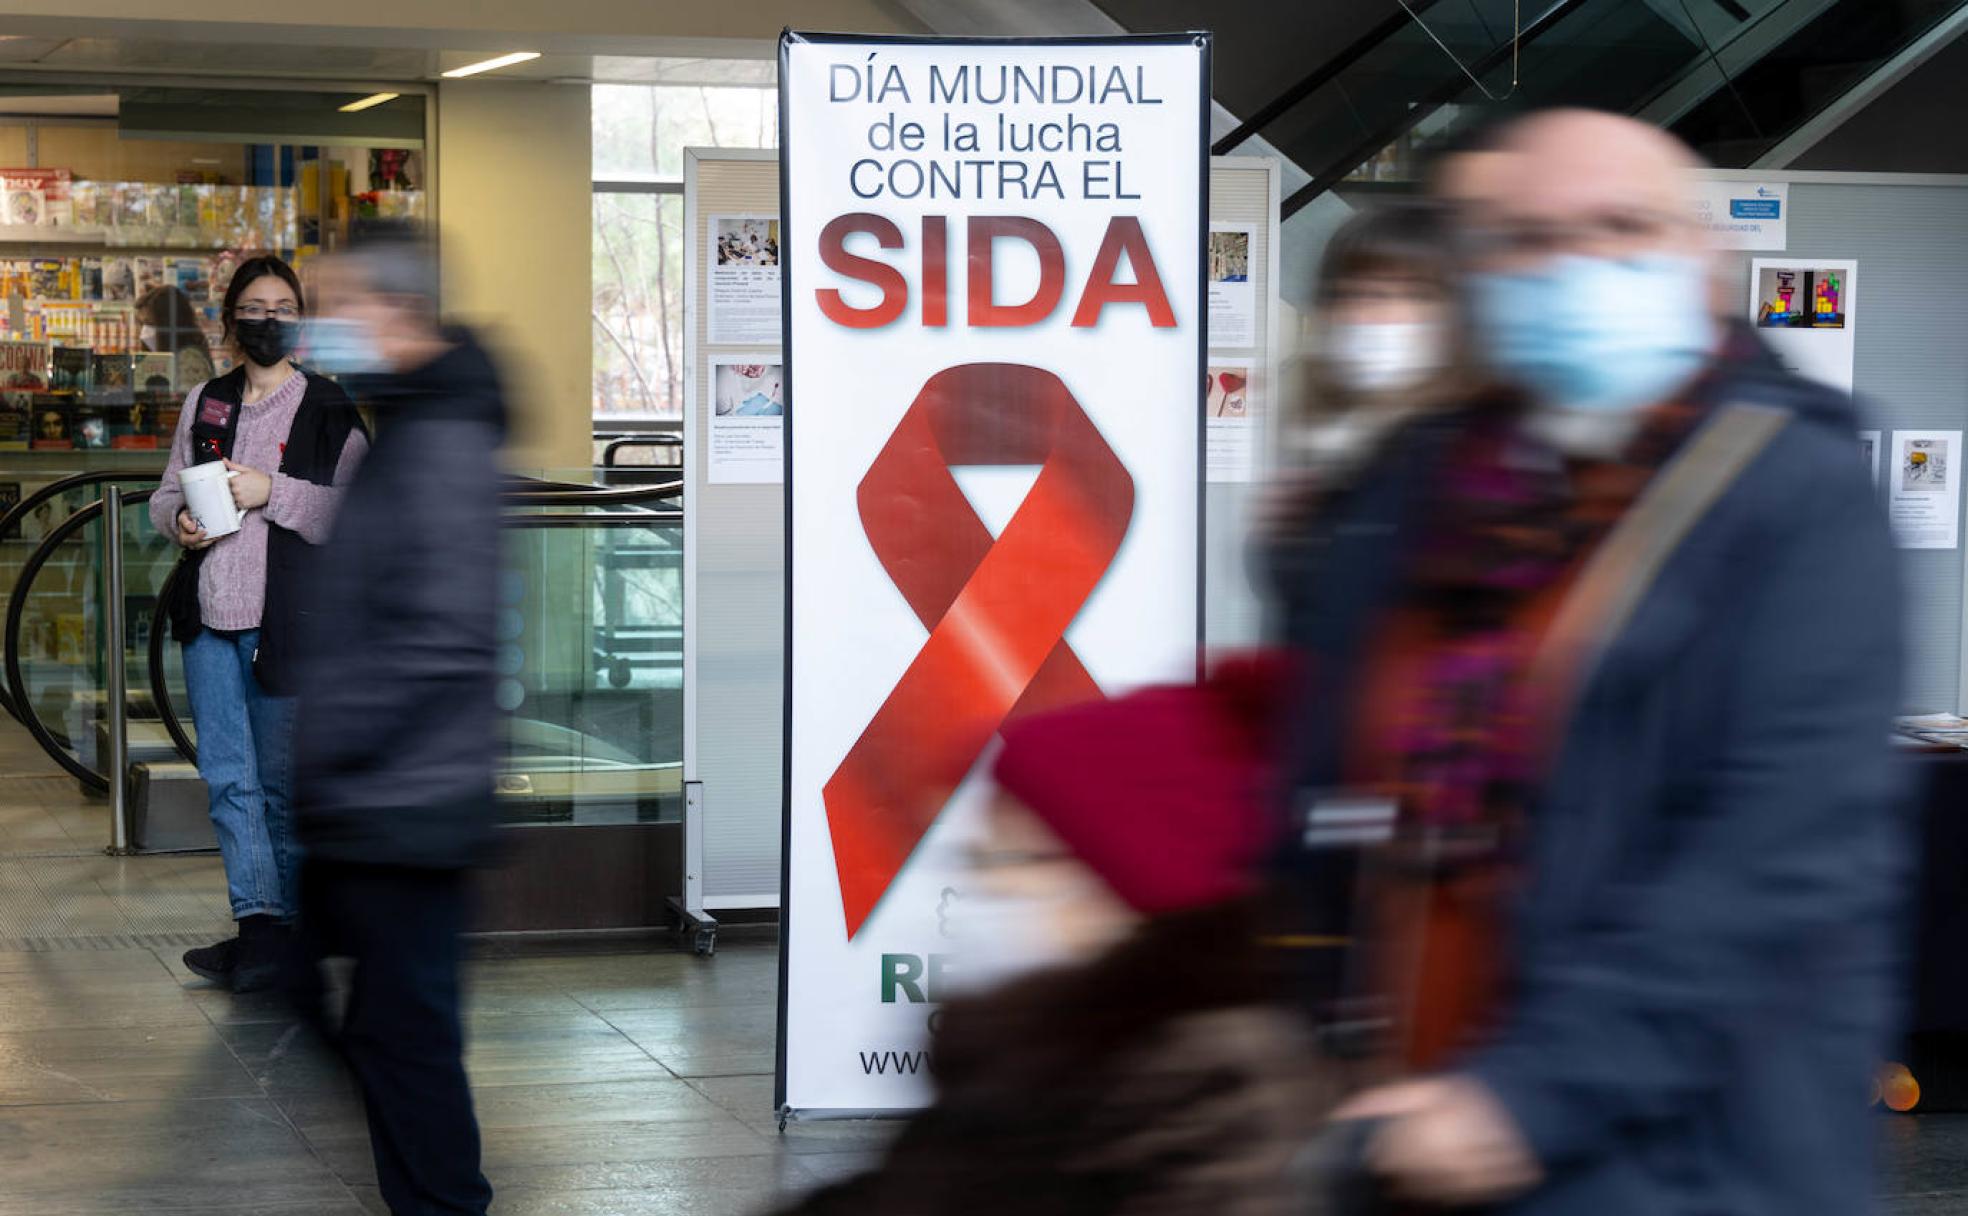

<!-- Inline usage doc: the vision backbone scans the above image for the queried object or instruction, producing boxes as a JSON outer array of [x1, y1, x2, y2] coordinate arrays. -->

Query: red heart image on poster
[[1217, 371, 1246, 395], [822, 362, 1135, 938]]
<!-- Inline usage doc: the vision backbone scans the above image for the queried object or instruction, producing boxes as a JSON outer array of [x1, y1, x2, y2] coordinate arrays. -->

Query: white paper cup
[[178, 460, 243, 540]]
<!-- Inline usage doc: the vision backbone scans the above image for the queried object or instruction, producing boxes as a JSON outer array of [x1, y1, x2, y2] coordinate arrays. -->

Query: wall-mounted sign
[[1694, 179, 1788, 250]]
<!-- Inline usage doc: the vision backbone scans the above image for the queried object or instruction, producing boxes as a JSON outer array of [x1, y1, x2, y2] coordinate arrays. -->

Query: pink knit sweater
[[148, 370, 368, 632]]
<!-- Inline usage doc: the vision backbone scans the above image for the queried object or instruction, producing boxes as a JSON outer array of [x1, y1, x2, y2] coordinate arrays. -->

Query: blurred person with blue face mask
[[1266, 110, 1906, 1216], [287, 222, 506, 1216]]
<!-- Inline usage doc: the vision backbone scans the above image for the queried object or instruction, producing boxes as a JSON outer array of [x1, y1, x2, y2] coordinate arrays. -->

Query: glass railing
[[496, 469, 683, 827], [2, 462, 684, 842]]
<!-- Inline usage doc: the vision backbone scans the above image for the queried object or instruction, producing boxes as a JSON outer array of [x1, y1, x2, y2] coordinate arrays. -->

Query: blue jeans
[[182, 628, 297, 920]]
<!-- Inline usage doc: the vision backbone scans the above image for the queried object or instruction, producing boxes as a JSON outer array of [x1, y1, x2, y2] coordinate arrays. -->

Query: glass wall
[[591, 63, 778, 420]]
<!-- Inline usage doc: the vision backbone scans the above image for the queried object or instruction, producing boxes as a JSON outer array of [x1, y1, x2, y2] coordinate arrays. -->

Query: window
[[591, 67, 778, 418]]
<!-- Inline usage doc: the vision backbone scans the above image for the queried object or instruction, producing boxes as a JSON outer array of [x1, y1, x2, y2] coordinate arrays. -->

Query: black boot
[[231, 915, 290, 994], [182, 936, 240, 986]]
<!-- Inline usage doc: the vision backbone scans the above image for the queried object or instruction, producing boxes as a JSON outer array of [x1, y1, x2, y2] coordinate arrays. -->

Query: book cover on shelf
[[28, 258, 66, 299], [133, 257, 163, 297], [31, 399, 71, 449], [90, 352, 134, 403], [4, 187, 44, 227], [49, 346, 90, 394], [173, 346, 215, 393], [0, 393, 29, 451], [155, 395, 183, 438], [116, 398, 161, 449], [70, 404, 108, 449], [135, 352, 175, 395], [0, 481, 18, 513], [142, 185, 174, 230], [69, 180, 101, 229], [176, 183, 199, 229], [102, 257, 134, 302], [2, 169, 71, 214], [168, 257, 210, 299], [79, 257, 104, 301], [0, 339, 50, 387], [114, 182, 146, 229]]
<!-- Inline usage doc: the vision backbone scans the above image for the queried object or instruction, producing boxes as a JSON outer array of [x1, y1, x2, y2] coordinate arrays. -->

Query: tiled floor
[[0, 722, 889, 1215], [6, 720, 1968, 1212]]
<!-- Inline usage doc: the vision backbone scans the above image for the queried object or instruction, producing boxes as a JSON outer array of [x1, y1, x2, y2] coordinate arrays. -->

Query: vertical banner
[[778, 31, 1208, 1115]]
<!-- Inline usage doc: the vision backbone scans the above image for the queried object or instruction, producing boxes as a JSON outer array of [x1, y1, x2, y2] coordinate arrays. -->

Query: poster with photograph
[[780, 31, 1206, 1115], [708, 357, 785, 484], [1749, 258, 1855, 392], [1206, 361, 1254, 482], [708, 214, 782, 344], [1860, 430, 1881, 490], [1207, 225, 1255, 348], [1888, 430, 1961, 550]]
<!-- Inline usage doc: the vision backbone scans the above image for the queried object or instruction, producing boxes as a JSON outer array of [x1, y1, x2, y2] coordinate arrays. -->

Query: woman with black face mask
[[149, 254, 369, 994]]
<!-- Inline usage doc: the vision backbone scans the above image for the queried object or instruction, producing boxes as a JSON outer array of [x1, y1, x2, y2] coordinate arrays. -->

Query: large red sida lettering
[[816, 212, 908, 328], [967, 216, 1064, 327], [813, 213, 1175, 329], [1070, 216, 1175, 328]]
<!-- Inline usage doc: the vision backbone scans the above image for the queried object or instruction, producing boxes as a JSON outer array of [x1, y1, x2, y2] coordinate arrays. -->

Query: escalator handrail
[[2, 488, 153, 794], [602, 434, 684, 468], [1280, 0, 1593, 218], [504, 480, 682, 507], [1211, 0, 1452, 157], [1, 471, 163, 724]]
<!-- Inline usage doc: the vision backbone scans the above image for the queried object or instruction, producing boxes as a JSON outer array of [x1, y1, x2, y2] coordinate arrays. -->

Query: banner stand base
[[776, 1106, 910, 1129], [666, 895, 718, 957]]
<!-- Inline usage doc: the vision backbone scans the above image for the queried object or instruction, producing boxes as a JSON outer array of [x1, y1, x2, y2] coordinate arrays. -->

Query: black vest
[[165, 366, 365, 695]]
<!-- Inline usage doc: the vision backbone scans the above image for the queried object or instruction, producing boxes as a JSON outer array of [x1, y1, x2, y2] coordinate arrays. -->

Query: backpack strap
[[1529, 402, 1791, 753]]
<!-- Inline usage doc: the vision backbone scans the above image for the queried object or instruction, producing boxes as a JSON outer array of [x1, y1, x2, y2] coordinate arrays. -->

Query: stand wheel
[[692, 927, 717, 956]]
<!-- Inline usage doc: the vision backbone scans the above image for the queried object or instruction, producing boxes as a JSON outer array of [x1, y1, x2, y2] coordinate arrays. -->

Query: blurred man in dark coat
[[290, 224, 506, 1216], [1277, 110, 1907, 1214]]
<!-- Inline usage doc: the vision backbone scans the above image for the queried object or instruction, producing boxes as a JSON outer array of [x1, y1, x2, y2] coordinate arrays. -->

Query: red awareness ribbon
[[822, 362, 1135, 939]]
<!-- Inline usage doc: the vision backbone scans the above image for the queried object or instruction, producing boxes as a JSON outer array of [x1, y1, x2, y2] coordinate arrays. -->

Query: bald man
[[1293, 110, 1906, 1213]]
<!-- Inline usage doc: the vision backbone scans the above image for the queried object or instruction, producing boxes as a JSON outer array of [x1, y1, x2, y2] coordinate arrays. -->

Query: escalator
[[1105, 0, 1968, 218], [0, 469, 690, 931]]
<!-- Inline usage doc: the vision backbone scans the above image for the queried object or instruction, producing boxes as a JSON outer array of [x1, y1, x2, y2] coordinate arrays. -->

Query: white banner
[[778, 31, 1207, 1114]]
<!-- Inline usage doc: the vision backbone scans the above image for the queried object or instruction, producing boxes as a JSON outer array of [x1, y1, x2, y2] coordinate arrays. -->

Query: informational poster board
[[1203, 160, 1279, 488], [778, 30, 1209, 1116], [683, 148, 788, 921], [1750, 256, 1855, 392]]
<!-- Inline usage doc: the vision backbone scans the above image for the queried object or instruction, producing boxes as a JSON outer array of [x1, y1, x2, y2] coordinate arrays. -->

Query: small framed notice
[[1888, 430, 1962, 550]]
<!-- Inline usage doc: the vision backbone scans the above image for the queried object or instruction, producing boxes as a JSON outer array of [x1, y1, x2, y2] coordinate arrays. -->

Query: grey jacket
[[293, 331, 508, 870]]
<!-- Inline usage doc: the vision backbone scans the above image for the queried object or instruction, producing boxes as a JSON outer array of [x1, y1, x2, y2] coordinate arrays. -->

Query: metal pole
[[102, 486, 130, 855]]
